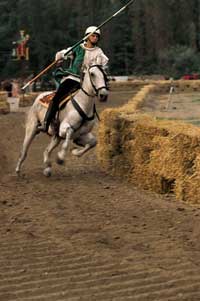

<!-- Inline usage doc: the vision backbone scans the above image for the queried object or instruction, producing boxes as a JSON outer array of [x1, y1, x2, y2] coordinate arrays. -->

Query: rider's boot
[[37, 115, 50, 132], [38, 101, 54, 132], [37, 121, 48, 132]]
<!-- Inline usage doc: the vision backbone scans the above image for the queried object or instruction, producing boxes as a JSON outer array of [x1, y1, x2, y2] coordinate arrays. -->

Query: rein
[[71, 97, 96, 122], [81, 87, 92, 97]]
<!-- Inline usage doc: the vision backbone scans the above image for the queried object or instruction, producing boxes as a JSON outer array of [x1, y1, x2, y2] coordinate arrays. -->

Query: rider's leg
[[38, 98, 58, 132], [38, 79, 80, 132]]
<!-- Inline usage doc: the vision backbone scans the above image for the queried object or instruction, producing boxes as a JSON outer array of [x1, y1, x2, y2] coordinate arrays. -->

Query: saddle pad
[[38, 91, 79, 109], [38, 92, 56, 108]]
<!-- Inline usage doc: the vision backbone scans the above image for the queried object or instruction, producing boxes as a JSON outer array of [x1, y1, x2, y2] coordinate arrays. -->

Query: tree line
[[0, 0, 200, 80]]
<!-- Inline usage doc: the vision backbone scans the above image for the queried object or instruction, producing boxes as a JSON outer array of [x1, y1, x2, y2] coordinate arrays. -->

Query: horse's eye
[[90, 72, 95, 77]]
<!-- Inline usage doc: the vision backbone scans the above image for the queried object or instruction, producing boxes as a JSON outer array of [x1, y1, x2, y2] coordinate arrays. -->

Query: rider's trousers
[[44, 78, 80, 130]]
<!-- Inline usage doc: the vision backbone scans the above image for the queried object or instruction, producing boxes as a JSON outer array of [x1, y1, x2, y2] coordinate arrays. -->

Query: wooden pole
[[22, 60, 57, 90], [22, 0, 135, 90]]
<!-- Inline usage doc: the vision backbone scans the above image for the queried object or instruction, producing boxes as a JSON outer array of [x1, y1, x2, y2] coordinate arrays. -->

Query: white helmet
[[85, 26, 101, 37]]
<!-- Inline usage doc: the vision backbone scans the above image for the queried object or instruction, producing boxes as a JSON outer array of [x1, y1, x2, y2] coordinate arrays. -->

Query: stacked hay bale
[[0, 91, 9, 114], [176, 80, 200, 92], [122, 84, 155, 111], [19, 92, 40, 107], [97, 80, 200, 204], [110, 80, 147, 92]]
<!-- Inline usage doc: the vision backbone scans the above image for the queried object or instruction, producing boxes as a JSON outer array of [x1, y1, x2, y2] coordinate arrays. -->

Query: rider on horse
[[38, 26, 109, 133]]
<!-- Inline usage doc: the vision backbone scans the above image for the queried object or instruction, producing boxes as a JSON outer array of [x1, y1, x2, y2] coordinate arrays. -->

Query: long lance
[[22, 0, 135, 90]]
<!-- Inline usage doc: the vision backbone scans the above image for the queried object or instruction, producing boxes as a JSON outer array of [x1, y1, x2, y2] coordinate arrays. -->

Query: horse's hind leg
[[72, 132, 97, 157], [43, 135, 61, 177], [15, 120, 38, 175]]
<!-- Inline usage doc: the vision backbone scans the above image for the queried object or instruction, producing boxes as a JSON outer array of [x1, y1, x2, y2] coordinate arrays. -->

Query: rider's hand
[[55, 48, 73, 61], [55, 49, 67, 61]]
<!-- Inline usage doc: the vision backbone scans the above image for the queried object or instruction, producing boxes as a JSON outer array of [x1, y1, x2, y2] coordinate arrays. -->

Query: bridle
[[70, 65, 108, 128], [81, 65, 109, 97]]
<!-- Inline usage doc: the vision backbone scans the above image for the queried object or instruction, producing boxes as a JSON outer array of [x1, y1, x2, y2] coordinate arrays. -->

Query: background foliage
[[1, 0, 200, 80]]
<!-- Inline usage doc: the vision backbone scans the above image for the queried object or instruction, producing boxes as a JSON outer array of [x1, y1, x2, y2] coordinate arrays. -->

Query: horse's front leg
[[72, 132, 97, 157], [43, 135, 61, 177], [56, 127, 74, 165]]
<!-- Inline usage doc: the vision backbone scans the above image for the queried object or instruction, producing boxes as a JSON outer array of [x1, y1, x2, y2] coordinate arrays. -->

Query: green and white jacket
[[53, 43, 109, 86]]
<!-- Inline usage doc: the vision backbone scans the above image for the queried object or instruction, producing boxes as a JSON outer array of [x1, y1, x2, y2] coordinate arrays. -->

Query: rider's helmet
[[85, 26, 101, 38]]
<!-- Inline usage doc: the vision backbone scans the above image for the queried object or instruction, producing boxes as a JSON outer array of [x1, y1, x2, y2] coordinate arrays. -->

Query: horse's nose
[[98, 88, 109, 102]]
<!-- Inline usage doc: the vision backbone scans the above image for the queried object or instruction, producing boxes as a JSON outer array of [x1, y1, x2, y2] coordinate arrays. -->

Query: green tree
[[1, 0, 200, 80]]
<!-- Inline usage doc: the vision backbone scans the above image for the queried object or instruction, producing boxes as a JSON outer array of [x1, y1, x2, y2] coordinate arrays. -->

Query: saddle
[[38, 90, 78, 109], [38, 90, 79, 136]]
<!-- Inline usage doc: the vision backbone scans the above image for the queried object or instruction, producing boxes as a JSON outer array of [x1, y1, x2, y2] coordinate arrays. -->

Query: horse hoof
[[15, 169, 20, 176], [56, 156, 64, 165], [72, 148, 82, 157], [43, 167, 52, 177]]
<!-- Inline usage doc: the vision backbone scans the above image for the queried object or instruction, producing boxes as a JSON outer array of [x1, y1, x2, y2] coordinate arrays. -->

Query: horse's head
[[86, 65, 109, 102]]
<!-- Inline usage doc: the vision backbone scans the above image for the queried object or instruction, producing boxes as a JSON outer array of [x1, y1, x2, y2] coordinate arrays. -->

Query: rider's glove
[[55, 49, 67, 61], [55, 48, 73, 61]]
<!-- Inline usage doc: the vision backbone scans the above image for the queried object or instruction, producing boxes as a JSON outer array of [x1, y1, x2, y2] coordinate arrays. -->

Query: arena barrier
[[97, 80, 200, 204]]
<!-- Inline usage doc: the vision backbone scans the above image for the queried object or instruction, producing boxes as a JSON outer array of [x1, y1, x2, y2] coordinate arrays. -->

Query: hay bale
[[97, 79, 200, 204], [149, 81, 171, 94], [97, 108, 200, 203], [122, 85, 156, 112], [177, 80, 200, 92], [110, 80, 146, 91], [0, 91, 8, 102], [0, 104, 9, 114], [0, 91, 9, 114]]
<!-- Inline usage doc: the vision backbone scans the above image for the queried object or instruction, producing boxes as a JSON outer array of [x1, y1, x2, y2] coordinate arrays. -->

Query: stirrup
[[37, 122, 48, 132]]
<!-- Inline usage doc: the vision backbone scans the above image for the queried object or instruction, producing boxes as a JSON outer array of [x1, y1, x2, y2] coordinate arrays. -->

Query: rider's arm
[[97, 52, 109, 66], [66, 45, 85, 76]]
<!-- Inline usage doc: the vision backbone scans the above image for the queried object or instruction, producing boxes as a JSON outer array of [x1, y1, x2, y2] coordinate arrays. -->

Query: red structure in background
[[182, 74, 200, 80], [12, 30, 30, 61]]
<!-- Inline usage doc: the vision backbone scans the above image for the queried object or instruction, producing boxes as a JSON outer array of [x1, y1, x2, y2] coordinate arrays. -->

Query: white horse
[[16, 65, 109, 176]]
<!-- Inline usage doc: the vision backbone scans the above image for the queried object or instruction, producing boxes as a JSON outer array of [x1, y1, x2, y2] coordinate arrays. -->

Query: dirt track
[[1, 90, 200, 300]]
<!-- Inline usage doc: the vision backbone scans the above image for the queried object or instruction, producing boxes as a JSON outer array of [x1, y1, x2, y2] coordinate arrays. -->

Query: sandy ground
[[0, 89, 200, 300]]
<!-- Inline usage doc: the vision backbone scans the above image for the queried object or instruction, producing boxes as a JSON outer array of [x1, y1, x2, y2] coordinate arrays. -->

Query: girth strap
[[71, 97, 95, 122]]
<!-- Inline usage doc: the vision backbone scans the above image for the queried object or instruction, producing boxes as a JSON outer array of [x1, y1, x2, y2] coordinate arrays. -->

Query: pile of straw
[[0, 92, 9, 114], [97, 80, 200, 204]]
